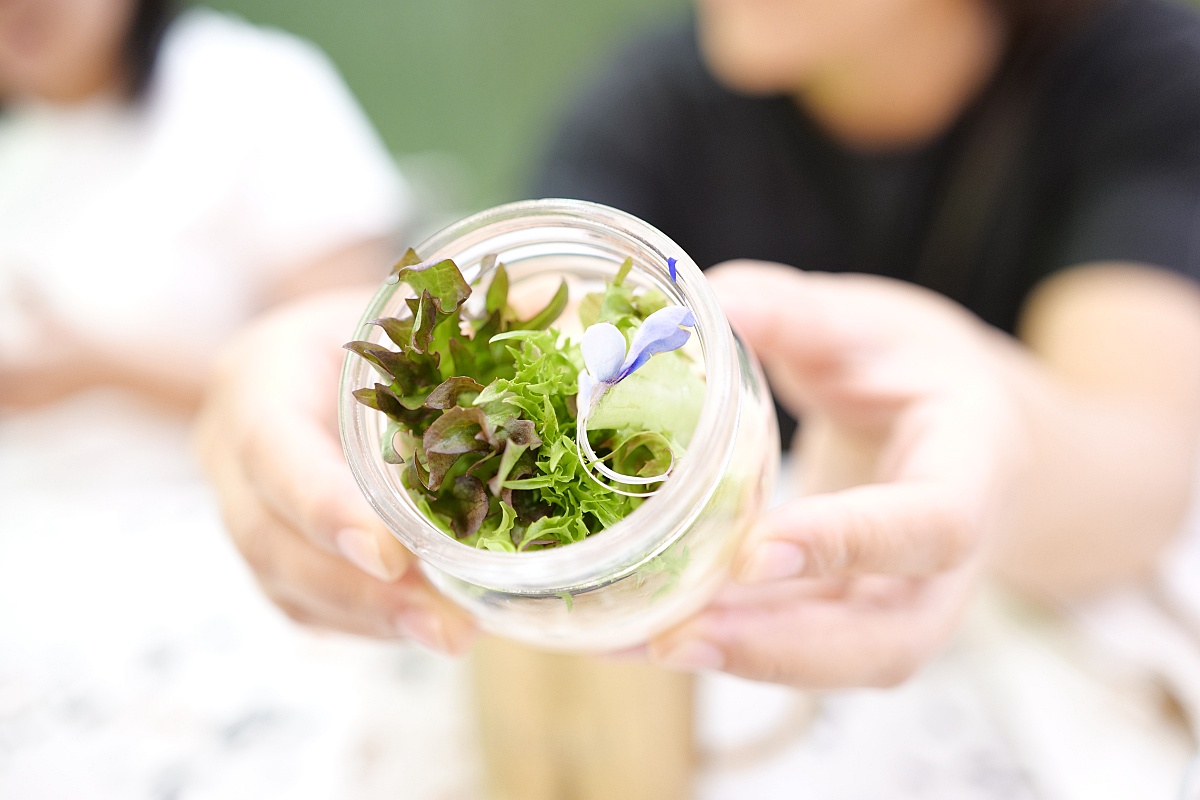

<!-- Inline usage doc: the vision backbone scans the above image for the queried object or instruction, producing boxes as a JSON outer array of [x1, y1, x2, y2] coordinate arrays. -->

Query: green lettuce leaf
[[347, 251, 703, 550]]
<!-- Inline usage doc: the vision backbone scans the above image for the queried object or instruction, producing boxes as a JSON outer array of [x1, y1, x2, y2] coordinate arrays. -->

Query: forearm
[[82, 240, 391, 413], [0, 339, 208, 413], [91, 346, 210, 413], [994, 355, 1199, 600], [993, 264, 1200, 601]]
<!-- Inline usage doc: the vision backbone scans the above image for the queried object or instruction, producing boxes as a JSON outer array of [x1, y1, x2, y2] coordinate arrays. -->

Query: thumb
[[734, 482, 977, 581], [705, 261, 872, 376], [239, 410, 412, 582]]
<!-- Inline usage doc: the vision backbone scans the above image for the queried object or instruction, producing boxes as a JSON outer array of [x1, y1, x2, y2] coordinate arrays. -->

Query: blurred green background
[[197, 0, 689, 214]]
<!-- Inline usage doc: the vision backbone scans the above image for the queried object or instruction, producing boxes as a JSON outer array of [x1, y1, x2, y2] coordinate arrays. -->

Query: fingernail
[[738, 540, 805, 583], [336, 527, 397, 581], [654, 640, 724, 672], [603, 645, 648, 664], [395, 610, 448, 652]]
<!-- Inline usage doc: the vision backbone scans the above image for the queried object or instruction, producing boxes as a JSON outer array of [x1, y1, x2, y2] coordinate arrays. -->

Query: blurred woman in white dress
[[0, 3, 468, 798], [0, 0, 406, 412]]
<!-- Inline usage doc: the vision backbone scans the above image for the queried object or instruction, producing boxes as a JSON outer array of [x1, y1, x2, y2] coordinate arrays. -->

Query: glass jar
[[340, 199, 778, 652]]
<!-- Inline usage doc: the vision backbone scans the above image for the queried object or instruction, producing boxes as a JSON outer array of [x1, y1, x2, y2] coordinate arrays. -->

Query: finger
[[647, 572, 971, 687], [705, 262, 873, 376], [706, 262, 982, 422], [211, 441, 474, 652], [707, 261, 972, 364], [235, 405, 411, 583], [267, 538, 475, 653], [706, 263, 910, 423], [735, 482, 976, 582], [197, 293, 410, 583]]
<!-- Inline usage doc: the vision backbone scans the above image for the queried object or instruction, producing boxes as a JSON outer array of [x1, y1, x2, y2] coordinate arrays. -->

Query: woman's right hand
[[195, 288, 476, 653]]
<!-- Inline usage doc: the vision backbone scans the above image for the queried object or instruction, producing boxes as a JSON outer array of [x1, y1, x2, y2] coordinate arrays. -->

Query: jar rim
[[339, 199, 741, 593]]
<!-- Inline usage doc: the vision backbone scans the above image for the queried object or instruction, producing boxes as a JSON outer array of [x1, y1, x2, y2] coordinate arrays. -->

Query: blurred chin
[[693, 0, 824, 95], [0, 57, 74, 101], [0, 62, 39, 99], [0, 29, 74, 100], [695, 21, 810, 95], [0, 0, 134, 102]]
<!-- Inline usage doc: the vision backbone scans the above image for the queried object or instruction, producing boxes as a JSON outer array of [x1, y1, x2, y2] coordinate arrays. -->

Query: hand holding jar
[[647, 260, 1019, 686], [197, 208, 1200, 690], [194, 288, 477, 654], [646, 258, 1200, 689]]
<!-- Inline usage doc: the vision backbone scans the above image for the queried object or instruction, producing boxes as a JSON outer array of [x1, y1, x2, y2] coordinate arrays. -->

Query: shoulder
[[607, 21, 719, 99], [1045, 0, 1200, 157], [534, 22, 704, 207], [139, 10, 406, 262], [538, 19, 773, 183], [1078, 0, 1200, 60], [148, 9, 354, 116], [562, 21, 740, 132], [1016, 1, 1200, 290]]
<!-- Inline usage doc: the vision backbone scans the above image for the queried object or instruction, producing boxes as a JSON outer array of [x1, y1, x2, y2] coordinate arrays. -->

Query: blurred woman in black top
[[197, 0, 1200, 691], [530, 0, 1200, 683]]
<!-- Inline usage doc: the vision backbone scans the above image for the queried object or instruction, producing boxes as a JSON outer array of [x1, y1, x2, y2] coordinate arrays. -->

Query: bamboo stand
[[471, 636, 695, 800]]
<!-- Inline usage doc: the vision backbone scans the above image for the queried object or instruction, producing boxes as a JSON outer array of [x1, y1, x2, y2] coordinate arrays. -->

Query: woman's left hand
[[646, 261, 1025, 686]]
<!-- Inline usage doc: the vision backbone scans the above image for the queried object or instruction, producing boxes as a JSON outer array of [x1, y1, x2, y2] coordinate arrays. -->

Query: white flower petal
[[580, 322, 627, 383]]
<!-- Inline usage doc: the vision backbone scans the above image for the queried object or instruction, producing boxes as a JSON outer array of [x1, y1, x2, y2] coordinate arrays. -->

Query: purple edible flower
[[668, 257, 678, 282], [577, 306, 696, 409]]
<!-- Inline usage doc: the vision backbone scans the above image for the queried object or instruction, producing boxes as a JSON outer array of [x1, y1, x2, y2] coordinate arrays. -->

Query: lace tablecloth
[[0, 393, 479, 800], [2, 392, 1194, 798]]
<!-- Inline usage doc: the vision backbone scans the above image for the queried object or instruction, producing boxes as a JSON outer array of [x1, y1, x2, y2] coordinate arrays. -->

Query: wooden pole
[[471, 636, 695, 800]]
